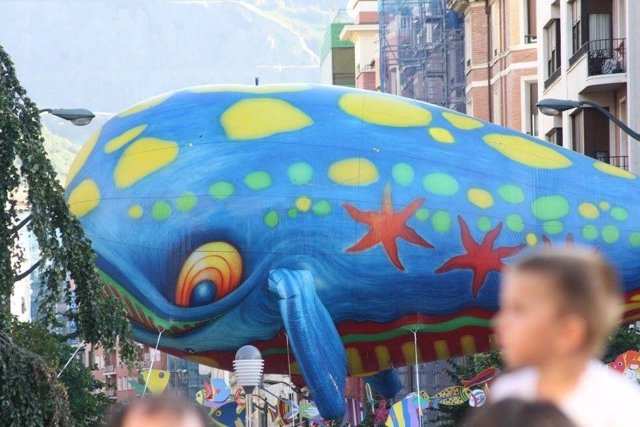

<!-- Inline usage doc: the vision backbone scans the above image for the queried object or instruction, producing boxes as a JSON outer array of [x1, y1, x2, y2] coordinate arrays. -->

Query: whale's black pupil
[[189, 280, 217, 306]]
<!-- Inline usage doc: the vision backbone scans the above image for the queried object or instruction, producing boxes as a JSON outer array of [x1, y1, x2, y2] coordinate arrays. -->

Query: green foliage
[[41, 126, 81, 184], [603, 323, 640, 363], [7, 320, 114, 426], [0, 43, 134, 425]]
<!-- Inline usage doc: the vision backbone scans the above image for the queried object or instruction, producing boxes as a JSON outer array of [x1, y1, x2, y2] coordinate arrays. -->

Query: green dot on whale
[[582, 225, 598, 241], [602, 225, 619, 243], [499, 184, 525, 204], [543, 221, 564, 235], [392, 163, 415, 186], [610, 207, 628, 221], [209, 181, 235, 199], [531, 196, 569, 220], [506, 214, 524, 232], [415, 208, 429, 221], [422, 173, 459, 196], [287, 208, 298, 219], [264, 210, 279, 228], [629, 232, 640, 247], [152, 201, 171, 221], [245, 171, 272, 190], [477, 216, 491, 232], [312, 200, 332, 216], [288, 162, 313, 185], [175, 193, 197, 212], [432, 210, 451, 233]]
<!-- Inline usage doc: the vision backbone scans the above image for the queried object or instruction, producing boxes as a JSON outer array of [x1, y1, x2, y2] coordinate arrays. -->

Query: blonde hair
[[513, 248, 623, 356]]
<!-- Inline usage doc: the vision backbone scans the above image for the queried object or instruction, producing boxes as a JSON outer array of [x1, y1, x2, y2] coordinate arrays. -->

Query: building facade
[[449, 0, 538, 133], [379, 0, 465, 111], [320, 10, 356, 87], [537, 0, 639, 173], [339, 0, 381, 90]]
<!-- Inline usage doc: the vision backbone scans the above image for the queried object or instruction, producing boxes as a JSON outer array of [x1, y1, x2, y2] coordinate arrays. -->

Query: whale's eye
[[175, 242, 243, 307]]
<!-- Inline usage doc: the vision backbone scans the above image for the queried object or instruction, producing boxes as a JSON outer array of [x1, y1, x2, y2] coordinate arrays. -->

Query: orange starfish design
[[342, 185, 433, 271], [436, 216, 524, 296]]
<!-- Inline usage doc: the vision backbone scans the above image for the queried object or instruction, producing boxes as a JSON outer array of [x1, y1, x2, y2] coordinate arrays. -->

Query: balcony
[[104, 365, 116, 375], [586, 39, 625, 76], [567, 39, 627, 94], [597, 155, 629, 171]]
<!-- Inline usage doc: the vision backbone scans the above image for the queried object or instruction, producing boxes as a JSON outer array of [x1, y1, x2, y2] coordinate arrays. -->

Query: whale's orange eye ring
[[175, 242, 243, 307]]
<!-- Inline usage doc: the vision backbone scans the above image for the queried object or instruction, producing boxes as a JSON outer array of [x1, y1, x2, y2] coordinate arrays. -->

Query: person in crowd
[[465, 398, 576, 427], [491, 248, 640, 426], [106, 395, 211, 427]]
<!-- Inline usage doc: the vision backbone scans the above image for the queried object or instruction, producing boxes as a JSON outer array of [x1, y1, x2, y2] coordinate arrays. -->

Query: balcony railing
[[587, 39, 626, 76], [597, 155, 629, 171]]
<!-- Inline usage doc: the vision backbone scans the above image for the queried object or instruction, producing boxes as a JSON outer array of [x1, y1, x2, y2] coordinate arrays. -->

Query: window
[[525, 82, 538, 136], [571, 0, 582, 54], [546, 128, 563, 146], [491, 2, 500, 57], [525, 0, 537, 43], [545, 20, 561, 77]]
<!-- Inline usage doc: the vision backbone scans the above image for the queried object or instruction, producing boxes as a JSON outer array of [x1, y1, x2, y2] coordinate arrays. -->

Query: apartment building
[[538, 0, 640, 172], [339, 0, 381, 90], [450, 0, 538, 132], [320, 10, 356, 87]]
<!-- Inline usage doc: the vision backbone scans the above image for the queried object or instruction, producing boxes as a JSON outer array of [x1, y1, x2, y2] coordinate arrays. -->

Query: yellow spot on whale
[[434, 340, 450, 359], [104, 125, 147, 153], [461, 335, 476, 355], [578, 202, 599, 219], [442, 111, 484, 130], [328, 158, 379, 186], [599, 201, 611, 211], [428, 127, 455, 143], [220, 98, 313, 140], [483, 134, 572, 169], [467, 188, 494, 209], [66, 129, 101, 188], [114, 137, 179, 188], [402, 341, 421, 364], [346, 348, 364, 374], [375, 346, 392, 370], [68, 179, 100, 218], [190, 84, 312, 93], [339, 93, 432, 127], [117, 93, 172, 117], [295, 196, 312, 212], [526, 233, 537, 246], [593, 161, 636, 179], [128, 205, 143, 219]]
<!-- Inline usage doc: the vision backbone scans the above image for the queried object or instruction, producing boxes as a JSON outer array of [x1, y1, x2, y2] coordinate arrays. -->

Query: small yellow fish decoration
[[140, 369, 171, 395]]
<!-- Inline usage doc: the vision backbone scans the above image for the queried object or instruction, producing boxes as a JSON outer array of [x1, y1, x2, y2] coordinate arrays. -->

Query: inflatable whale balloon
[[65, 84, 640, 418]]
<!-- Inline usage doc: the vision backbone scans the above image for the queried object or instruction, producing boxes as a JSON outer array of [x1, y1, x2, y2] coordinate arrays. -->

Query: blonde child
[[491, 248, 640, 427]]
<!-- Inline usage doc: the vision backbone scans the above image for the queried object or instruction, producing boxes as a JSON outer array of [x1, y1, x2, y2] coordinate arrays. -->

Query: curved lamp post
[[39, 108, 95, 126], [234, 345, 264, 427], [537, 98, 640, 141]]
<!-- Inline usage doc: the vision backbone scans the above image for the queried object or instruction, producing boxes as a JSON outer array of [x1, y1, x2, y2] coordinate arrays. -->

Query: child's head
[[465, 398, 576, 427], [495, 248, 622, 369]]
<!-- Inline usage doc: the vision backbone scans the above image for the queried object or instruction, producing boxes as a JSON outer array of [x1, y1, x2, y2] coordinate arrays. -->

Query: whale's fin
[[365, 369, 403, 399], [268, 268, 347, 420]]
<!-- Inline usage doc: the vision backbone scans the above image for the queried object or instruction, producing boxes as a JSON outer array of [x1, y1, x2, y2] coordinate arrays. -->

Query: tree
[[8, 320, 115, 426], [0, 43, 136, 425]]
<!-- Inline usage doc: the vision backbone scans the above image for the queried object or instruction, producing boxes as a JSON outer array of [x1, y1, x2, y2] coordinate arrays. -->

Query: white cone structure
[[233, 345, 264, 388]]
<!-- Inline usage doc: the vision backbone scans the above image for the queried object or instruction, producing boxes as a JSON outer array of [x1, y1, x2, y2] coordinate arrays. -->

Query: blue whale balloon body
[[65, 84, 640, 418]]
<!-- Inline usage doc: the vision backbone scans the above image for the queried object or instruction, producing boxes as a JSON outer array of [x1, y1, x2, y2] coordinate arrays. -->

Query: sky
[[0, 0, 342, 142]]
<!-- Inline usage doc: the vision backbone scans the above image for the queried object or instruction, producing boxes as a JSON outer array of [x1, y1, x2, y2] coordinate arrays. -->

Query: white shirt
[[491, 360, 640, 427]]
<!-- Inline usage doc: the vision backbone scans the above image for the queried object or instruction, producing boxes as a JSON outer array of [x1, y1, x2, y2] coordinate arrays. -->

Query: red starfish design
[[343, 185, 433, 271], [436, 216, 524, 297]]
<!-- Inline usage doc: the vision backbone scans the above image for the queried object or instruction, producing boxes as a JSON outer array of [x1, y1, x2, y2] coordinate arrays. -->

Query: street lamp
[[537, 98, 640, 141], [233, 345, 264, 427], [39, 108, 95, 126]]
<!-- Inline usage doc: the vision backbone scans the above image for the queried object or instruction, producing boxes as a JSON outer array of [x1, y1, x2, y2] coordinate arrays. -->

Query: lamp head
[[45, 108, 95, 126], [536, 98, 582, 116]]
